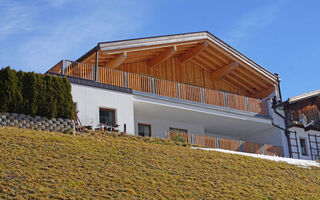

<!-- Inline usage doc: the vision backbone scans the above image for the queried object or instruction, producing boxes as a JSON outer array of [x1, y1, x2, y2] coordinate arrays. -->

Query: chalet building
[[48, 31, 290, 157], [283, 90, 320, 160]]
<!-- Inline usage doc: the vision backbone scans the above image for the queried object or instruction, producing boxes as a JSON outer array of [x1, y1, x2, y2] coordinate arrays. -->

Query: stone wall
[[0, 112, 74, 132]]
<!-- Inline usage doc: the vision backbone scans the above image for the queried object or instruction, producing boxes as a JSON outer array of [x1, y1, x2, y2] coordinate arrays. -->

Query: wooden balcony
[[49, 60, 268, 116]]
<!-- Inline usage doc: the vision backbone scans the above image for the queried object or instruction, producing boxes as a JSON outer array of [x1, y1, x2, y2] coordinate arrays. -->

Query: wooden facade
[[284, 94, 320, 130]]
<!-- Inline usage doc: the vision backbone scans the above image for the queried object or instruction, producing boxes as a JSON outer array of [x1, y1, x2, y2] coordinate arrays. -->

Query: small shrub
[[171, 133, 186, 143]]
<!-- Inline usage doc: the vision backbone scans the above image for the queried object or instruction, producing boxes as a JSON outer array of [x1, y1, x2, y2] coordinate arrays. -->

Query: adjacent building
[[283, 90, 320, 160]]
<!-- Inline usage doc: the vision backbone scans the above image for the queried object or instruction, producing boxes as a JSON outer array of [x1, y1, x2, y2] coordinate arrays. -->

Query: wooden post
[[62, 60, 66, 75], [151, 78, 155, 94], [245, 97, 249, 112], [224, 92, 228, 108], [123, 72, 128, 88], [201, 88, 205, 104], [177, 83, 181, 99], [95, 47, 99, 82]]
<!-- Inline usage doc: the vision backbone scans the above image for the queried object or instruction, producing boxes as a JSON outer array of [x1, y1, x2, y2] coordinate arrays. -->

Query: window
[[138, 123, 151, 137], [169, 127, 188, 133], [99, 108, 116, 126], [300, 138, 307, 156]]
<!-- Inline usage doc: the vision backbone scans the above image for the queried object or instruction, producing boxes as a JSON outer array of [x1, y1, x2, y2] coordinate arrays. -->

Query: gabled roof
[[74, 31, 279, 97], [77, 31, 278, 83], [287, 90, 320, 104]]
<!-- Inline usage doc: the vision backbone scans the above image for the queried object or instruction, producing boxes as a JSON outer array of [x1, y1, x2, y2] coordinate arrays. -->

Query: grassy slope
[[0, 127, 319, 199]]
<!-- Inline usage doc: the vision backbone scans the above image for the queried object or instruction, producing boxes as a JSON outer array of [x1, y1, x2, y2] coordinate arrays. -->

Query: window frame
[[299, 138, 308, 156], [168, 127, 188, 134], [138, 123, 152, 137], [99, 107, 116, 126]]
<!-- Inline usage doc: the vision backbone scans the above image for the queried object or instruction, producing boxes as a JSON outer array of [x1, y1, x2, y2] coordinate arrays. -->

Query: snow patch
[[191, 147, 320, 168]]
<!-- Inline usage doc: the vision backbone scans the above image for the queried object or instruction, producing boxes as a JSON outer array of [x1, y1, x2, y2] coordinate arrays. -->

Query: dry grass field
[[0, 127, 319, 199]]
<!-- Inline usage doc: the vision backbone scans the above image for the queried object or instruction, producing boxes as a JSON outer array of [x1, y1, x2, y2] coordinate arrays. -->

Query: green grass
[[0, 127, 319, 199]]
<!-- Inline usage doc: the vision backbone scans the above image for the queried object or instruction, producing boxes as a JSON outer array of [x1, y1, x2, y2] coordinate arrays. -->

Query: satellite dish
[[299, 113, 314, 128]]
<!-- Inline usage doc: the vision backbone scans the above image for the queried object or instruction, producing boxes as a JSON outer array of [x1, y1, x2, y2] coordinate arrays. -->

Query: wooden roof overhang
[[76, 31, 278, 98]]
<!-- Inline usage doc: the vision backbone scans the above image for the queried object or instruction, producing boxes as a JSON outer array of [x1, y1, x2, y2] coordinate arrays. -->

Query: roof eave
[[288, 90, 320, 104], [78, 31, 278, 83]]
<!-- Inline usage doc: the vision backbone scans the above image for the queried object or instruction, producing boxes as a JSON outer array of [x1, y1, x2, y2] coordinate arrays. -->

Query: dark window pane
[[300, 139, 307, 156], [138, 124, 151, 137], [99, 109, 115, 125]]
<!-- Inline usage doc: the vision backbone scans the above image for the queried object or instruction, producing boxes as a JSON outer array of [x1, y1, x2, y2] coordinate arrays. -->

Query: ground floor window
[[99, 108, 116, 126], [300, 138, 307, 156], [138, 123, 151, 137], [169, 127, 188, 133]]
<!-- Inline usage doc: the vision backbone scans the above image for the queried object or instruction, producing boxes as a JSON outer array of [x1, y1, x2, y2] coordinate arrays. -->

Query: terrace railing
[[49, 60, 268, 116]]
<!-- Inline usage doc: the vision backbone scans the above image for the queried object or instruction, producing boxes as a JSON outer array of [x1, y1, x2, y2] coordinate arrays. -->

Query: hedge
[[0, 67, 75, 119]]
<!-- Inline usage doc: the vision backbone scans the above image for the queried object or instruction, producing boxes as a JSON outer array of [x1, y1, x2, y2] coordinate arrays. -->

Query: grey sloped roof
[[288, 90, 320, 104]]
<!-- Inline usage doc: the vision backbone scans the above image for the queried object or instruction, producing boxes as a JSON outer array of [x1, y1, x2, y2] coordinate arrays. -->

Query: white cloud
[[0, 1, 33, 40], [226, 2, 284, 43], [3, 1, 149, 72]]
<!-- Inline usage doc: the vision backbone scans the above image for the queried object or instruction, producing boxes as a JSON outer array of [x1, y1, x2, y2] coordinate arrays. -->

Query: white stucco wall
[[71, 83, 135, 134]]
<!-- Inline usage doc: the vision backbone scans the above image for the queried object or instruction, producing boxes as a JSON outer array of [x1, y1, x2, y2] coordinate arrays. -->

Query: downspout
[[274, 73, 282, 101], [271, 74, 293, 157]]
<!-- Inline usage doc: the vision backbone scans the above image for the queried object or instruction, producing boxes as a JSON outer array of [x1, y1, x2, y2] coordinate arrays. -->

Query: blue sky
[[0, 0, 319, 99]]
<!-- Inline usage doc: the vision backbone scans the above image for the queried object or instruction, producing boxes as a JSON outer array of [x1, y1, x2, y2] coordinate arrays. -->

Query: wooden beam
[[237, 67, 270, 89], [233, 70, 264, 91], [208, 43, 277, 85], [206, 45, 230, 64], [253, 86, 276, 99], [191, 58, 215, 72], [200, 51, 225, 66], [211, 62, 239, 80], [149, 46, 177, 67], [103, 52, 127, 69], [227, 74, 257, 94], [223, 77, 252, 96], [179, 42, 208, 63]]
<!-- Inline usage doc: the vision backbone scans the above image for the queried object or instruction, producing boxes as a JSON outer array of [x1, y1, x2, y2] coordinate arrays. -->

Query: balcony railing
[[49, 60, 268, 116]]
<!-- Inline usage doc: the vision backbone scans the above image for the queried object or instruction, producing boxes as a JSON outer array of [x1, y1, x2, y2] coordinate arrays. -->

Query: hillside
[[0, 127, 319, 199]]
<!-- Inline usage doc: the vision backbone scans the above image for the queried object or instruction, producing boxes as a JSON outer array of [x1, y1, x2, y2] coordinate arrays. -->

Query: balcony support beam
[[211, 61, 239, 81], [179, 42, 208, 63], [149, 46, 177, 67], [254, 86, 276, 99], [103, 52, 127, 69]]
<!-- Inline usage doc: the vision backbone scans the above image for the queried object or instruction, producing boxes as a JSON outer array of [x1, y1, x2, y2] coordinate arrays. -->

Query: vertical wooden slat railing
[[264, 144, 282, 156], [98, 67, 123, 87], [54, 60, 269, 116], [248, 98, 267, 115], [180, 84, 202, 103], [127, 73, 152, 93], [154, 79, 178, 98], [204, 89, 225, 107], [167, 132, 282, 157], [65, 60, 94, 80], [226, 93, 247, 111], [242, 141, 262, 154], [218, 138, 240, 151], [193, 135, 216, 148]]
